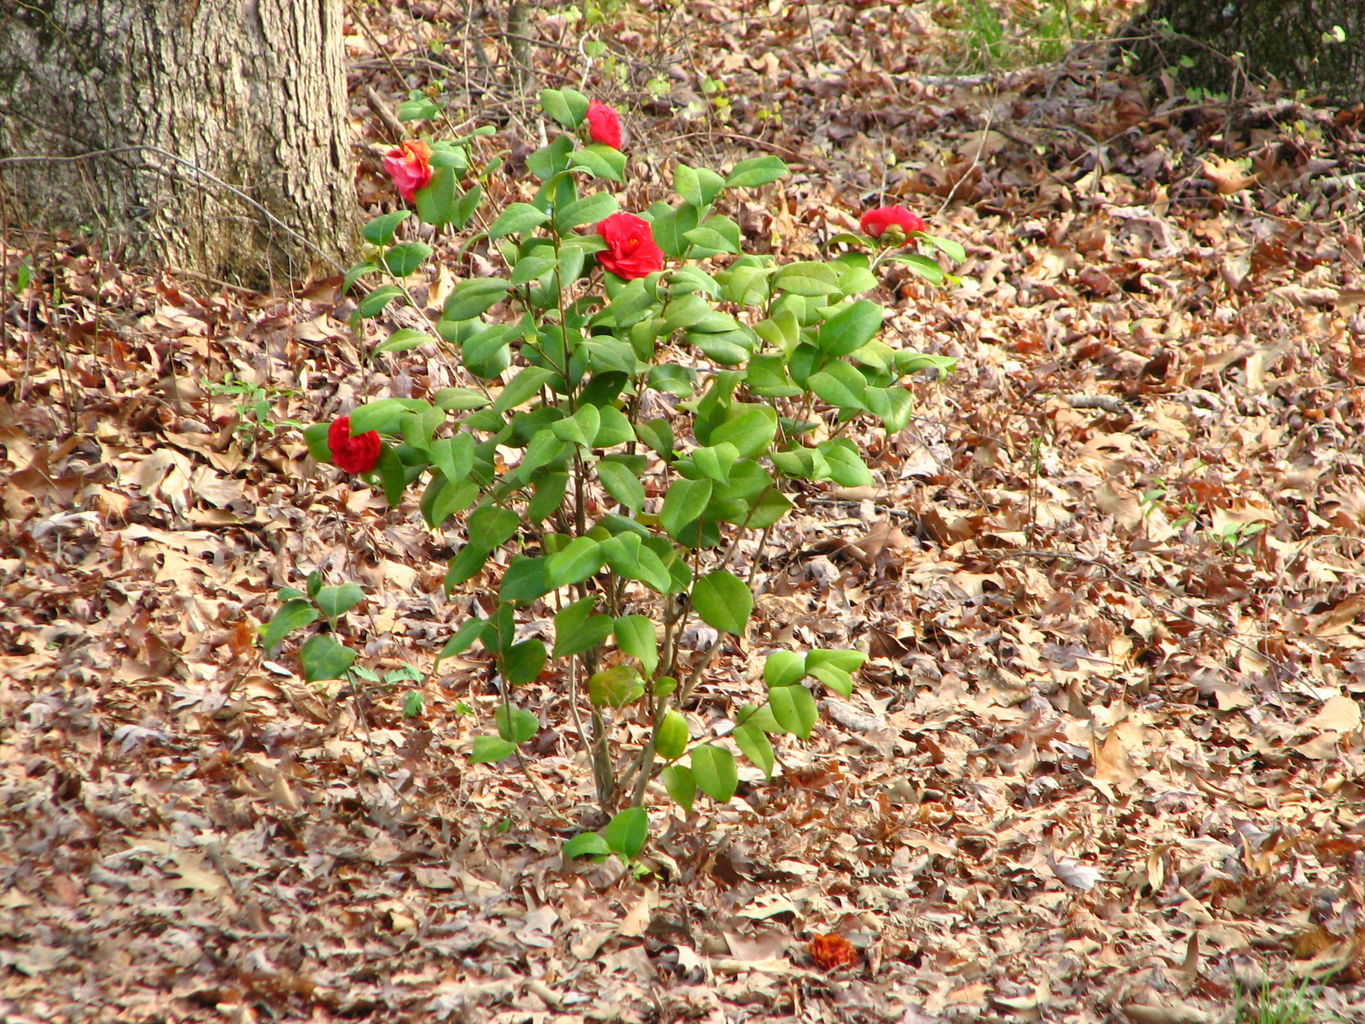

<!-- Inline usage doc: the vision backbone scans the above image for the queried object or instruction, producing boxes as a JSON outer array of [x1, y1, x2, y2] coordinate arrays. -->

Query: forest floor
[[4, 1, 1365, 1021]]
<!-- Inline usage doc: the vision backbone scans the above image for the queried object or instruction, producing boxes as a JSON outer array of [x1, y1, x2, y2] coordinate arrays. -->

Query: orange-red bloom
[[327, 417, 381, 474], [586, 100, 622, 150], [809, 933, 859, 971], [383, 140, 433, 202], [859, 204, 926, 239], [596, 212, 663, 280]]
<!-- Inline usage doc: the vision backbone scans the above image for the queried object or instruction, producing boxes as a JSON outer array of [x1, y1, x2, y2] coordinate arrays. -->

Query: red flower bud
[[383, 140, 433, 203], [859, 205, 926, 240], [586, 100, 623, 150], [596, 212, 664, 281], [327, 416, 381, 474]]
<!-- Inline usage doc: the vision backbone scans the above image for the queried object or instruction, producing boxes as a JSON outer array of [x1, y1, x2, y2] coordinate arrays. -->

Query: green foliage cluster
[[266, 88, 961, 855]]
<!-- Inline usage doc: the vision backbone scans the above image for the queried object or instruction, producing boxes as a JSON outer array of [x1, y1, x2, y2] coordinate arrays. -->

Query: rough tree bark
[[0, 0, 355, 288], [1127, 0, 1365, 104]]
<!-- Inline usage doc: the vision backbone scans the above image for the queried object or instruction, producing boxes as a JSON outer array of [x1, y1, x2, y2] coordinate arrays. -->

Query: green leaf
[[557, 190, 619, 231], [551, 404, 601, 449], [260, 598, 317, 654], [593, 406, 634, 448], [374, 328, 437, 355], [495, 705, 539, 743], [689, 443, 737, 484], [554, 597, 614, 658], [768, 683, 818, 739], [488, 202, 549, 239], [807, 663, 853, 697], [662, 765, 696, 812], [442, 278, 511, 320], [563, 832, 612, 860], [635, 418, 676, 457], [808, 362, 869, 411], [710, 406, 777, 459], [806, 649, 867, 673], [383, 241, 432, 277], [660, 478, 713, 540], [465, 506, 518, 550], [613, 615, 658, 676], [764, 650, 807, 688], [315, 583, 364, 619], [896, 352, 958, 379], [888, 252, 945, 284], [733, 723, 775, 779], [527, 471, 569, 522], [545, 536, 604, 588], [921, 233, 966, 262], [597, 458, 646, 513], [655, 709, 689, 760], [300, 634, 356, 683], [690, 745, 738, 802], [450, 182, 484, 229], [503, 639, 546, 685], [691, 570, 753, 635], [772, 261, 841, 296], [724, 154, 789, 188], [435, 617, 485, 665], [470, 735, 517, 764], [599, 534, 672, 593], [500, 556, 550, 604], [362, 210, 411, 246], [415, 164, 456, 225], [818, 439, 874, 486], [540, 87, 588, 128], [602, 807, 648, 860], [376, 444, 406, 505], [589, 665, 645, 707], [674, 163, 702, 205], [568, 144, 626, 183], [358, 284, 404, 318], [494, 366, 557, 413], [817, 299, 884, 356]]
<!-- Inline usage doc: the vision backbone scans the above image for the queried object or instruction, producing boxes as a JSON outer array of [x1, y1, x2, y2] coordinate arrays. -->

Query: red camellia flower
[[383, 140, 433, 202], [586, 100, 622, 150], [596, 212, 664, 280], [859, 204, 926, 240], [327, 417, 382, 474]]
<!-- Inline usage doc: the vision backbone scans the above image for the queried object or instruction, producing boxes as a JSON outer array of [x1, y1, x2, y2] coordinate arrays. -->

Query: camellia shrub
[[265, 89, 962, 861]]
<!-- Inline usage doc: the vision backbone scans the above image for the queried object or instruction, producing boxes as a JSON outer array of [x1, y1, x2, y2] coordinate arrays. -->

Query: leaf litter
[[3, 1, 1365, 1021]]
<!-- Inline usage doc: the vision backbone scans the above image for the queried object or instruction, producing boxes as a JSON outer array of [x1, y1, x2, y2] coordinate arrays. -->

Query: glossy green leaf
[[769, 683, 818, 739], [557, 191, 619, 231], [733, 723, 775, 779], [663, 765, 696, 812], [362, 210, 410, 246], [488, 202, 548, 239], [357, 284, 404, 318], [553, 597, 614, 658], [724, 154, 788, 188], [495, 705, 539, 743], [500, 556, 550, 604], [300, 634, 356, 683], [817, 299, 883, 356], [589, 665, 645, 707], [807, 663, 853, 697], [435, 617, 485, 665], [660, 478, 712, 539], [613, 615, 658, 676], [260, 598, 317, 654], [315, 583, 364, 620], [568, 144, 626, 183], [602, 807, 648, 859], [764, 650, 806, 688], [691, 570, 753, 635], [710, 406, 777, 459], [545, 536, 604, 588], [503, 639, 546, 685], [655, 709, 689, 760], [690, 745, 738, 802], [563, 832, 612, 860], [383, 241, 432, 277], [470, 735, 516, 764], [597, 458, 646, 513]]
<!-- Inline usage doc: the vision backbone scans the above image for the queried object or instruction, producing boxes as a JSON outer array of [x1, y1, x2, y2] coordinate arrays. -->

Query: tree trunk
[[0, 0, 355, 288], [1126, 0, 1365, 104]]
